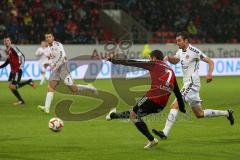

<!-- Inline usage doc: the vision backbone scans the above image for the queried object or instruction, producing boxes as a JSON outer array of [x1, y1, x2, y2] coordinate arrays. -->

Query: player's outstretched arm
[[202, 56, 214, 83], [165, 56, 180, 64], [0, 58, 10, 69], [109, 59, 154, 70], [173, 78, 186, 113]]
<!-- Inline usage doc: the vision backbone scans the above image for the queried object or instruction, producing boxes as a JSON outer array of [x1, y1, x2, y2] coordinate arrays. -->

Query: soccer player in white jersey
[[35, 41, 51, 85], [37, 32, 98, 114], [152, 31, 234, 139]]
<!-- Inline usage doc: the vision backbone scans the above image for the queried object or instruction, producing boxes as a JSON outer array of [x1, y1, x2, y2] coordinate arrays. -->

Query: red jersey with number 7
[[144, 60, 175, 106], [110, 59, 183, 107]]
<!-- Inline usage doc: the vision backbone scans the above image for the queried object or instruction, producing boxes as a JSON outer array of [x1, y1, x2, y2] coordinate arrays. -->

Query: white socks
[[77, 84, 95, 92], [43, 85, 95, 112], [163, 109, 178, 136], [40, 73, 46, 85], [162, 108, 229, 136], [45, 92, 54, 111], [203, 109, 228, 118]]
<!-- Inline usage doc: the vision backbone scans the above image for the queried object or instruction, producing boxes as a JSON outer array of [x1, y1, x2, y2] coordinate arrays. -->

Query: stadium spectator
[[119, 0, 240, 43], [0, 0, 239, 44], [187, 21, 198, 36], [0, 0, 103, 44]]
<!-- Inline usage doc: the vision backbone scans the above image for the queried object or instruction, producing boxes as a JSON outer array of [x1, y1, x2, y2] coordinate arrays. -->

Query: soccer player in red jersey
[[0, 36, 36, 105], [105, 50, 186, 149]]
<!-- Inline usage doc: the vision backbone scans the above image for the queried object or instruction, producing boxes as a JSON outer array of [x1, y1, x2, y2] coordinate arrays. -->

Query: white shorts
[[181, 83, 202, 107], [39, 60, 50, 72], [49, 63, 73, 86]]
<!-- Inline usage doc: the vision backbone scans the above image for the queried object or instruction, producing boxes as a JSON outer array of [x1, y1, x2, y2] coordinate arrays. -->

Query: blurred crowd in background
[[122, 0, 240, 43], [0, 0, 101, 44], [0, 0, 239, 44]]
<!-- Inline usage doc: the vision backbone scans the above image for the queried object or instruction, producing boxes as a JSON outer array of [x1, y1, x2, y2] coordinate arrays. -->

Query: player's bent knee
[[47, 85, 55, 92], [49, 81, 58, 90], [170, 104, 179, 109], [194, 111, 204, 118], [190, 101, 204, 118], [69, 86, 78, 93], [170, 101, 179, 109], [195, 114, 204, 119]]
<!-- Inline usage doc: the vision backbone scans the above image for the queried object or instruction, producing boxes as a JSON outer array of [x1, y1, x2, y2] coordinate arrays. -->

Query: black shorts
[[8, 69, 22, 86], [133, 96, 164, 118]]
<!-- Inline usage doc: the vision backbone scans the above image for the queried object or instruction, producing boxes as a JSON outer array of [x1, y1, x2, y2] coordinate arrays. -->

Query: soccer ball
[[48, 117, 64, 132]]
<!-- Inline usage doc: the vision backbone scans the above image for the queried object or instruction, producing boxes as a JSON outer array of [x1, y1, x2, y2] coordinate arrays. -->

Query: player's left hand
[[206, 73, 212, 83], [163, 56, 169, 62], [92, 54, 112, 61], [92, 54, 102, 60], [44, 63, 49, 68], [50, 63, 56, 71]]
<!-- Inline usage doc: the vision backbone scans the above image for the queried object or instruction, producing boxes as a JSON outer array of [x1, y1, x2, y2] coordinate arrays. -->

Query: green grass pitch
[[0, 76, 240, 160]]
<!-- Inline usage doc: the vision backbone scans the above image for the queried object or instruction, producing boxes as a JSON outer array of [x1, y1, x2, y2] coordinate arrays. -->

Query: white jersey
[[47, 41, 67, 69], [175, 44, 207, 86], [48, 41, 73, 85], [35, 47, 51, 65]]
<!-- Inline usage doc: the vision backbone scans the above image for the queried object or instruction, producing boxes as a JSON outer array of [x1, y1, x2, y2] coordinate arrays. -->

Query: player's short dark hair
[[3, 35, 11, 40], [45, 31, 54, 36], [176, 31, 190, 40], [150, 50, 164, 60]]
